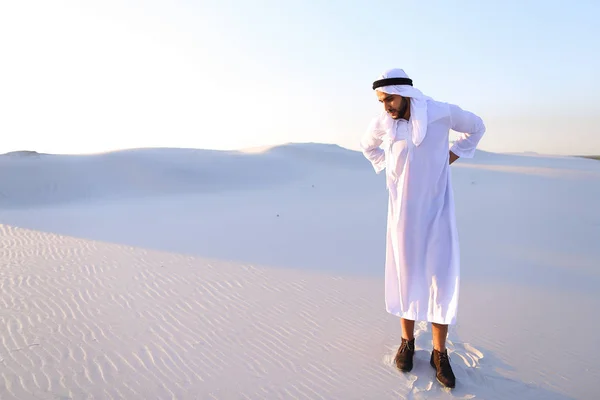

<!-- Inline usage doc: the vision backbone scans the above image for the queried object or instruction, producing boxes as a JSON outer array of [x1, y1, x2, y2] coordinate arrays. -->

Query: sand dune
[[0, 144, 364, 209], [1, 143, 599, 399]]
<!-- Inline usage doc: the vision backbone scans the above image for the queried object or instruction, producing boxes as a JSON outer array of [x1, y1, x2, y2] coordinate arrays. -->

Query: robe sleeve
[[448, 103, 486, 158], [360, 117, 386, 173]]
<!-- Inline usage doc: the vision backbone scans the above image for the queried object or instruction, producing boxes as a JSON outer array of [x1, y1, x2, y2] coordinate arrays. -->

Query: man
[[360, 68, 486, 389]]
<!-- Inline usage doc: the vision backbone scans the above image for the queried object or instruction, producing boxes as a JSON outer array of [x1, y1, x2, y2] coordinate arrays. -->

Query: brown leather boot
[[394, 338, 415, 372], [430, 348, 456, 388]]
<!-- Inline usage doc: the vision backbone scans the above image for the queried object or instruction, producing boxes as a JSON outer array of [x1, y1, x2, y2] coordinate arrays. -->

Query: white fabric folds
[[361, 68, 486, 325], [373, 68, 432, 147]]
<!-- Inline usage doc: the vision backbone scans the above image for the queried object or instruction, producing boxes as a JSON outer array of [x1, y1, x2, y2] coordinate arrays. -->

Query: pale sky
[[1, 0, 598, 155]]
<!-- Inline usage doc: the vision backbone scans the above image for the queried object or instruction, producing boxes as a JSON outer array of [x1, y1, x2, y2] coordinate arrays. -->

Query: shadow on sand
[[382, 322, 574, 400]]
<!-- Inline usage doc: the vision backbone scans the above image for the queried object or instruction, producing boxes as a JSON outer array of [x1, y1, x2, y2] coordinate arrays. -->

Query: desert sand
[[0, 144, 598, 399]]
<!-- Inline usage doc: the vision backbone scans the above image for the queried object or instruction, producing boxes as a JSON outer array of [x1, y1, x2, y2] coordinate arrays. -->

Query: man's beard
[[391, 98, 409, 119]]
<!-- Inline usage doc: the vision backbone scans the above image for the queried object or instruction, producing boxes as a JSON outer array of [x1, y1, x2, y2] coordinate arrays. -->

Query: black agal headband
[[372, 77, 413, 90]]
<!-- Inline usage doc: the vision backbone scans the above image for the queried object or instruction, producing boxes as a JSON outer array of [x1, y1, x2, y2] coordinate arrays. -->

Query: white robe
[[361, 99, 485, 325]]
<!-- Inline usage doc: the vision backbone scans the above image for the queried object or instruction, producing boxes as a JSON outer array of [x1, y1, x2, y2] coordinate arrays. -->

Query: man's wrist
[[449, 151, 459, 164]]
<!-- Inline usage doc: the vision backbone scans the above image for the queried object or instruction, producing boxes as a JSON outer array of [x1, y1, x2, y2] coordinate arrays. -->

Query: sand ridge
[[1, 144, 598, 399]]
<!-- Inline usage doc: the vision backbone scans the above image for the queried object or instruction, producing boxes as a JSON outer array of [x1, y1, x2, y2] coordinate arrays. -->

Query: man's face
[[376, 90, 405, 119]]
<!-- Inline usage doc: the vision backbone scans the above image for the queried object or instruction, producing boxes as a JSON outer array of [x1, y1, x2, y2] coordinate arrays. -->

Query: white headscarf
[[373, 68, 431, 146]]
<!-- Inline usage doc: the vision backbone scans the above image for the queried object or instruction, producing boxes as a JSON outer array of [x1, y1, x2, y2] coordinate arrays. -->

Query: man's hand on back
[[449, 151, 459, 165]]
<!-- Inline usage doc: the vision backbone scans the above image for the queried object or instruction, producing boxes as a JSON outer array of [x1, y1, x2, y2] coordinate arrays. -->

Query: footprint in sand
[[385, 332, 567, 400], [383, 323, 480, 398]]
